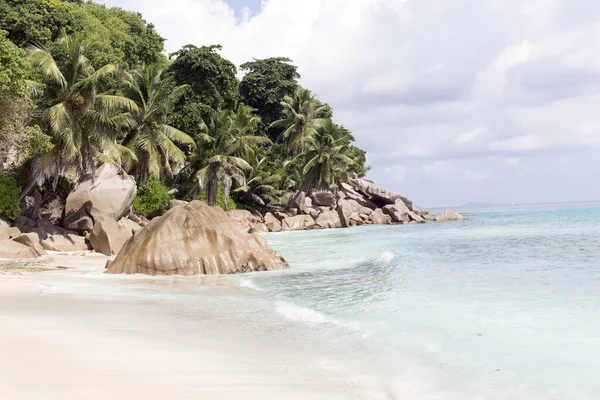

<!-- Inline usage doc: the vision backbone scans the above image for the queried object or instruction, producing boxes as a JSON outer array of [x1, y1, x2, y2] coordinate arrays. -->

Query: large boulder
[[41, 234, 89, 252], [0, 224, 20, 241], [315, 210, 342, 229], [63, 164, 137, 233], [263, 213, 282, 232], [381, 200, 425, 224], [288, 191, 308, 213], [336, 199, 373, 227], [382, 199, 413, 223], [350, 179, 414, 210], [119, 218, 143, 235], [281, 215, 315, 231], [0, 240, 41, 259], [105, 201, 288, 275], [14, 216, 76, 241], [419, 210, 436, 222], [310, 191, 336, 207], [88, 220, 133, 256], [12, 233, 45, 255], [435, 209, 467, 222], [168, 199, 189, 210], [249, 222, 269, 233], [339, 183, 378, 209], [371, 209, 392, 225], [227, 209, 263, 234]]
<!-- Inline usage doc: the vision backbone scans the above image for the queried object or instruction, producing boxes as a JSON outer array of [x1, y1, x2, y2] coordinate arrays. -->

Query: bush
[[198, 184, 239, 210], [132, 176, 172, 217], [0, 172, 22, 220]]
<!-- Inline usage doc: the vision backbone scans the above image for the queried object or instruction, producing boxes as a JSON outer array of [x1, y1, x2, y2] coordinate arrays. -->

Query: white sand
[[0, 254, 363, 399]]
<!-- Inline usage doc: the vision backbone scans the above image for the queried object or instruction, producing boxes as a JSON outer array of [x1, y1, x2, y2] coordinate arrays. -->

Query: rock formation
[[435, 209, 467, 222], [105, 201, 288, 275], [63, 164, 137, 233], [88, 220, 133, 256]]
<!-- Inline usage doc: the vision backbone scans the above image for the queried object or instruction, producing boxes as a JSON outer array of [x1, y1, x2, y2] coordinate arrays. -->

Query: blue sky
[[104, 0, 600, 207]]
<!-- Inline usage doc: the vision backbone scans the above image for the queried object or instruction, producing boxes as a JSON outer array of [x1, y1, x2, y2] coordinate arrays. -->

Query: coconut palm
[[233, 152, 289, 207], [122, 63, 195, 185], [270, 87, 330, 155], [295, 119, 355, 190], [27, 31, 136, 184], [194, 106, 270, 207]]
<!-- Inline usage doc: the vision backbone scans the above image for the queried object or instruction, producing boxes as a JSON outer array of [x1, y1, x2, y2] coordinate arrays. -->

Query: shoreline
[[0, 253, 379, 400]]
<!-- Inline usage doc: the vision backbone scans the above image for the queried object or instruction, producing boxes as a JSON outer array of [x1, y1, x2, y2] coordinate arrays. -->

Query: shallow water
[[240, 203, 600, 399]]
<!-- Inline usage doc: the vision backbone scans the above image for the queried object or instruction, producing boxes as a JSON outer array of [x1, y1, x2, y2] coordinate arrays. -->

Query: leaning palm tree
[[270, 87, 330, 155], [295, 119, 355, 190], [28, 31, 136, 184], [122, 63, 195, 185], [194, 106, 270, 207]]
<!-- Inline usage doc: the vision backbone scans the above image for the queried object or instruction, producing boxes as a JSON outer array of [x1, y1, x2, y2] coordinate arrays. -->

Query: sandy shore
[[0, 254, 364, 400]]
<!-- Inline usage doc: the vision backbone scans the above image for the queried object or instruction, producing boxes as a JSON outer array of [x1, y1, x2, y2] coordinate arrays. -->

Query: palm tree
[[122, 63, 195, 185], [295, 119, 355, 190], [270, 87, 330, 155], [194, 106, 270, 207], [234, 152, 288, 207], [27, 31, 136, 185]]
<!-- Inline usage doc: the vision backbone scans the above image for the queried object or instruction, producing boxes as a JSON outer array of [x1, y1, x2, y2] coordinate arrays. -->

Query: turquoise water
[[238, 203, 600, 398]]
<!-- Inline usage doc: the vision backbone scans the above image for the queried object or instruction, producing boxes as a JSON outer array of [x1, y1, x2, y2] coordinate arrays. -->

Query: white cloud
[[104, 0, 600, 204]]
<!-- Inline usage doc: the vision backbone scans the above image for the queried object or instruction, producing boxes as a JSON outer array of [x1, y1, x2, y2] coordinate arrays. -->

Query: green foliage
[[239, 57, 300, 138], [19, 125, 54, 162], [132, 176, 172, 217], [0, 0, 165, 68], [168, 45, 239, 135], [0, 172, 22, 220], [198, 183, 239, 210], [122, 63, 195, 185]]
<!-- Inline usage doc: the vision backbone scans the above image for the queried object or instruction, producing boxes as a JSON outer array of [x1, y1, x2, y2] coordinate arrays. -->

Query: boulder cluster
[[0, 167, 466, 277], [214, 179, 467, 233]]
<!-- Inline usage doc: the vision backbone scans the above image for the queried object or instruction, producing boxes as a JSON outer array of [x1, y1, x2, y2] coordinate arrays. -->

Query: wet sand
[[0, 254, 361, 400]]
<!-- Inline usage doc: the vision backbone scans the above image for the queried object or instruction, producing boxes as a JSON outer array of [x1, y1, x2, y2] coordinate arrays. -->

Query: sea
[[240, 201, 600, 399], [44, 201, 600, 399]]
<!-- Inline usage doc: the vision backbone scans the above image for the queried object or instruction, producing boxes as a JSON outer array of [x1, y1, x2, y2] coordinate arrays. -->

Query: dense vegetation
[[0, 0, 368, 219]]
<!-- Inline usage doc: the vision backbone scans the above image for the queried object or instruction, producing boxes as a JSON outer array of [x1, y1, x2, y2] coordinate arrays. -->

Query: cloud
[[104, 0, 600, 204]]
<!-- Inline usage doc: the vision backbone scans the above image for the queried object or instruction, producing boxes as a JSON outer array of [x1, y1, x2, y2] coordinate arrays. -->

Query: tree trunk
[[18, 179, 37, 202], [207, 177, 218, 206]]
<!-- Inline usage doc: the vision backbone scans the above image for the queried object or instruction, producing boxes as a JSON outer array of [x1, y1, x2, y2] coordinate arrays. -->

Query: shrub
[[198, 184, 239, 210], [0, 172, 22, 220], [132, 176, 172, 217]]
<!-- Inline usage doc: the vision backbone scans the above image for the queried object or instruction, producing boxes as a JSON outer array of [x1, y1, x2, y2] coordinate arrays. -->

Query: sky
[[103, 0, 600, 207]]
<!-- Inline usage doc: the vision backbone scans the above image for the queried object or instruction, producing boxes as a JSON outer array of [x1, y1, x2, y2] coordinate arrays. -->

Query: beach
[[0, 254, 365, 400], [2, 203, 600, 399]]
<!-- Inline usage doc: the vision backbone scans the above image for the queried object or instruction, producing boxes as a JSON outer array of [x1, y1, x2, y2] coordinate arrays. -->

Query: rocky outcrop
[[12, 233, 45, 256], [228, 209, 263, 233], [336, 199, 372, 227], [105, 201, 288, 275], [419, 210, 436, 222], [315, 210, 342, 229], [0, 240, 41, 259], [263, 212, 282, 232], [382, 199, 424, 224], [119, 218, 142, 235], [88, 220, 133, 256], [370, 208, 392, 225], [250, 223, 269, 233], [14, 216, 76, 240], [0, 224, 20, 241], [63, 164, 137, 233], [310, 191, 336, 207], [288, 191, 308, 213], [41, 234, 89, 252], [281, 215, 315, 231], [168, 199, 189, 210], [350, 179, 414, 210], [435, 209, 467, 222]]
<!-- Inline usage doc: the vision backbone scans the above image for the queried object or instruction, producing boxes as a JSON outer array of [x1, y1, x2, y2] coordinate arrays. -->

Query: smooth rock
[[63, 164, 137, 233], [336, 199, 372, 227], [105, 201, 288, 275], [12, 232, 45, 255], [310, 191, 336, 207], [435, 209, 467, 222], [250, 222, 269, 233], [382, 199, 411, 223], [89, 220, 133, 256], [281, 215, 315, 231], [314, 210, 342, 229], [371, 208, 392, 225], [41, 234, 89, 252], [288, 191, 307, 213], [263, 213, 282, 232], [0, 225, 20, 241], [350, 178, 414, 210], [0, 240, 41, 259], [15, 217, 76, 241], [119, 218, 143, 234], [168, 199, 189, 210]]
